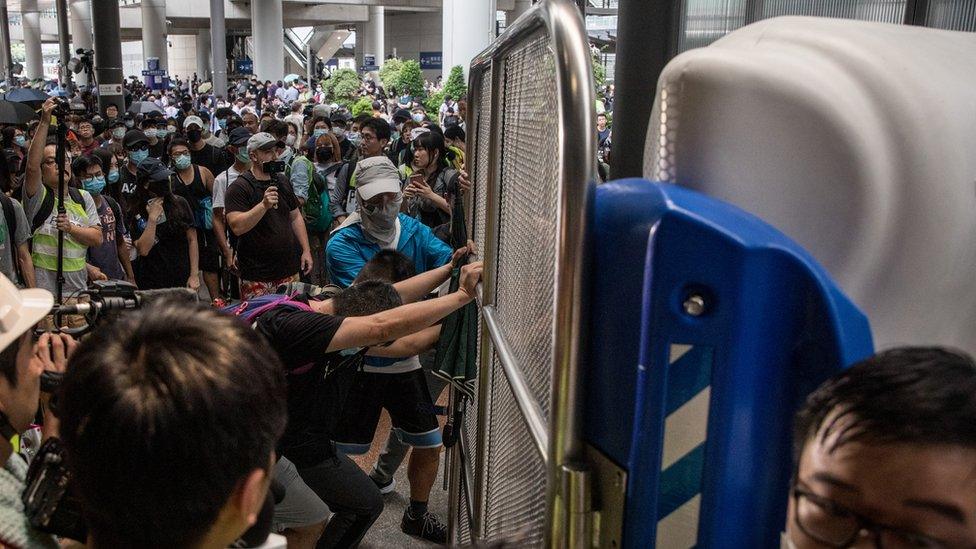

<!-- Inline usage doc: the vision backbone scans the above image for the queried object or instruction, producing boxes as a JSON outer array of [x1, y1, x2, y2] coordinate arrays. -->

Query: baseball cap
[[136, 157, 172, 183], [247, 132, 278, 153], [228, 126, 254, 147], [0, 274, 53, 353], [311, 104, 332, 119], [354, 156, 403, 201], [183, 115, 204, 129], [122, 129, 149, 149], [392, 109, 411, 123]]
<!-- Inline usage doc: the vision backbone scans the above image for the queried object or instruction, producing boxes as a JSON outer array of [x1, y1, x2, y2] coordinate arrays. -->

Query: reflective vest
[[31, 187, 91, 273]]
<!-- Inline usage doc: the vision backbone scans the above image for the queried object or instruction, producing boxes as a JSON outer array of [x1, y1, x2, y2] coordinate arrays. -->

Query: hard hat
[[0, 274, 53, 352]]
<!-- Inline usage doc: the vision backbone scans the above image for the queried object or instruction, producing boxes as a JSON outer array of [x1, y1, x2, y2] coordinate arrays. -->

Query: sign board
[[235, 58, 253, 75], [141, 69, 167, 76], [420, 51, 443, 70], [98, 83, 123, 96], [362, 54, 378, 72]]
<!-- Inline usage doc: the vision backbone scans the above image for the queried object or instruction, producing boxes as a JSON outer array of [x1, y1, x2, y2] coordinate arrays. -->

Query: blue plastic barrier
[[583, 179, 874, 547]]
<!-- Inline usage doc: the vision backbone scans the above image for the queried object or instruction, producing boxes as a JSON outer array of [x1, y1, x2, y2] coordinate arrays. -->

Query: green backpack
[[296, 157, 337, 233]]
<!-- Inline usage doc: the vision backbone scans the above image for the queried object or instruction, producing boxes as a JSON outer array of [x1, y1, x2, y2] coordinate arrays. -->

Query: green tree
[[424, 89, 445, 114], [592, 49, 607, 92], [352, 96, 374, 117], [396, 60, 425, 98], [442, 65, 467, 102], [328, 68, 362, 104], [379, 58, 404, 91]]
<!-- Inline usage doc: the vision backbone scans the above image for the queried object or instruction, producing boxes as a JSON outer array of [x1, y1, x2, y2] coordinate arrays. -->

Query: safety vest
[[31, 187, 91, 273]]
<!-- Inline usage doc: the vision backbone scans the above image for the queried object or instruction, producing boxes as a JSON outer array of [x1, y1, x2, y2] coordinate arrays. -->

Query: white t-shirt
[[212, 165, 243, 210]]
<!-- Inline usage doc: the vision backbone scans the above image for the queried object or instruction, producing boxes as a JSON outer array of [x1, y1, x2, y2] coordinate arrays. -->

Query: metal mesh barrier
[[473, 69, 493, 246]]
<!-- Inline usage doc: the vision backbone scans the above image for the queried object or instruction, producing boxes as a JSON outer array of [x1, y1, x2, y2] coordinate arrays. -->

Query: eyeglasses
[[128, 144, 149, 152], [792, 486, 947, 548]]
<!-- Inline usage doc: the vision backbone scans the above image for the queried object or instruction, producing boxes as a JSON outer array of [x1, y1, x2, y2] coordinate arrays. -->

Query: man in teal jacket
[[325, 156, 453, 543]]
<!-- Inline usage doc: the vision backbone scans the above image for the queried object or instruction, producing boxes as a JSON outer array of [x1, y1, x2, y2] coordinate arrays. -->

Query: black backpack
[[30, 186, 86, 236]]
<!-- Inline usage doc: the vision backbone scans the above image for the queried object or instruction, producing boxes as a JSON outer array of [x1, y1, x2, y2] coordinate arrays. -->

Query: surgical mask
[[129, 149, 149, 165], [285, 134, 296, 147], [332, 127, 346, 139], [218, 119, 227, 130], [359, 194, 402, 246], [411, 113, 424, 123], [278, 147, 293, 164], [313, 129, 328, 138], [82, 175, 106, 194], [167, 126, 177, 134], [235, 147, 250, 164], [145, 129, 158, 139], [173, 154, 192, 170], [107, 168, 120, 183], [125, 119, 135, 128], [13, 135, 27, 148], [112, 128, 126, 140], [156, 128, 169, 138], [347, 132, 362, 147]]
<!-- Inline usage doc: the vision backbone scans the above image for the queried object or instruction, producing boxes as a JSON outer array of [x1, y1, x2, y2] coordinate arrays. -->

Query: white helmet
[[0, 274, 53, 352]]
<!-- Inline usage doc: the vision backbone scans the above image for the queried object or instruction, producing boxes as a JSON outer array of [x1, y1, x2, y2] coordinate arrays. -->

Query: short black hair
[[60, 302, 287, 549], [262, 119, 289, 139], [70, 154, 103, 177], [361, 117, 392, 142], [444, 125, 465, 142], [794, 347, 976, 463], [353, 250, 416, 284], [167, 137, 190, 154], [332, 280, 402, 317]]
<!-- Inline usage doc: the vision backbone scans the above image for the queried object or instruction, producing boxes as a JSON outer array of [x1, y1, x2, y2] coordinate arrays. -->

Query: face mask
[[156, 128, 169, 138], [359, 194, 402, 245], [411, 113, 424, 123], [167, 126, 177, 134], [187, 129, 203, 143], [315, 147, 333, 163], [173, 154, 192, 170], [82, 175, 106, 194], [278, 147, 293, 164], [125, 120, 135, 128], [332, 127, 346, 139], [112, 128, 126, 140], [313, 129, 328, 138], [285, 134, 296, 147], [218, 119, 227, 130], [13, 135, 27, 148], [235, 147, 250, 164], [107, 168, 120, 183], [129, 149, 149, 165], [347, 132, 362, 147], [145, 129, 158, 139]]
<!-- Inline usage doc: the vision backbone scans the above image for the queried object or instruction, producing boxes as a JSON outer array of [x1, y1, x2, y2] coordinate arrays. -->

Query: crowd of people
[[0, 68, 972, 549]]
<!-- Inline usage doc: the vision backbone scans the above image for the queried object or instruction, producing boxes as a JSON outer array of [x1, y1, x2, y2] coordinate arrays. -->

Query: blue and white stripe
[[656, 344, 713, 549]]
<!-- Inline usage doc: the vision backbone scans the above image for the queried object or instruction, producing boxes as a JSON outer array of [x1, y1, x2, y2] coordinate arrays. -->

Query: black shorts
[[333, 369, 441, 454], [197, 227, 220, 273]]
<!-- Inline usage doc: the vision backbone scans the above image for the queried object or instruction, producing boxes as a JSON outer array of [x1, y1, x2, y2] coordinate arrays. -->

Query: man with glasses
[[785, 347, 976, 548], [23, 99, 102, 301], [225, 132, 312, 300], [329, 118, 392, 227]]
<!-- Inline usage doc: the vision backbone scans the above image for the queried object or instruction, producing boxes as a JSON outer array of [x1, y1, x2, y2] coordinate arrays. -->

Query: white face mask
[[285, 134, 296, 147], [360, 194, 402, 246]]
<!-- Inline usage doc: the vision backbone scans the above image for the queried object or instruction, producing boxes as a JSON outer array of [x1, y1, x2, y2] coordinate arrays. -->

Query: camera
[[48, 280, 198, 337], [263, 160, 286, 174], [51, 97, 72, 119]]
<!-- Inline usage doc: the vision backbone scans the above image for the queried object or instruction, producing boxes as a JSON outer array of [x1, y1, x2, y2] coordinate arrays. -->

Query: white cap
[[183, 115, 204, 129], [354, 156, 403, 201], [0, 274, 53, 353]]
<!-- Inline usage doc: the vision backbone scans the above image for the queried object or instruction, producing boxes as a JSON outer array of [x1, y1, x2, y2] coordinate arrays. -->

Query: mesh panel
[[473, 69, 493, 247], [480, 31, 558, 546], [644, 81, 681, 182]]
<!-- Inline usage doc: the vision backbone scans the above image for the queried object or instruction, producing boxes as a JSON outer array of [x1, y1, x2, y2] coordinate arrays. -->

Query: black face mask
[[182, 103, 193, 112], [316, 147, 333, 163], [146, 178, 172, 197], [187, 129, 203, 143]]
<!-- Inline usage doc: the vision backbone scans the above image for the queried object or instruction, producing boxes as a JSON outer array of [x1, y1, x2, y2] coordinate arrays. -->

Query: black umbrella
[[127, 101, 164, 115], [0, 100, 37, 124], [2, 87, 50, 104]]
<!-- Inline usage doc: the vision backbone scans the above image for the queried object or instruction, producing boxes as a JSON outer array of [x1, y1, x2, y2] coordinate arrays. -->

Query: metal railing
[[449, 0, 596, 546]]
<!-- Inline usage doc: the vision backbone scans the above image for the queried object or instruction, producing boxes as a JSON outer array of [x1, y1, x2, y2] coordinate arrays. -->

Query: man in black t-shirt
[[225, 132, 312, 299], [184, 115, 232, 178], [254, 257, 482, 547]]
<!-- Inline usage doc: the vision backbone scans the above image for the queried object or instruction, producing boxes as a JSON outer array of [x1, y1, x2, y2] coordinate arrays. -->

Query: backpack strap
[[103, 195, 124, 235], [31, 187, 55, 235]]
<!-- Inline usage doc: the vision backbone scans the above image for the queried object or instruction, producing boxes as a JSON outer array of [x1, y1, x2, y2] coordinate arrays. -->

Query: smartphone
[[263, 160, 286, 174], [148, 197, 166, 223]]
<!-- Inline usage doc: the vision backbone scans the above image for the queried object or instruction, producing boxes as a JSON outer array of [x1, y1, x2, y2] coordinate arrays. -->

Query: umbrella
[[283, 74, 302, 83], [48, 87, 70, 97], [197, 82, 212, 94], [127, 101, 164, 115], [0, 100, 36, 124], [2, 87, 49, 104]]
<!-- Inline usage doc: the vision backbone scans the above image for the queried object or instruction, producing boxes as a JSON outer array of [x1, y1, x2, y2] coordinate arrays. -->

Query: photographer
[[225, 132, 312, 300], [59, 302, 288, 548], [0, 274, 73, 549]]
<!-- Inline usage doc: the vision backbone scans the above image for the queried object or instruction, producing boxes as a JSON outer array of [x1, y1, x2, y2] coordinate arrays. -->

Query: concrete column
[[209, 0, 227, 99], [196, 29, 211, 81], [0, 2, 13, 80], [91, 0, 125, 116], [141, 0, 168, 71], [69, 0, 93, 86], [251, 0, 284, 82], [442, 0, 495, 79], [55, 0, 71, 88], [21, 0, 43, 79], [363, 6, 384, 78], [354, 22, 365, 73]]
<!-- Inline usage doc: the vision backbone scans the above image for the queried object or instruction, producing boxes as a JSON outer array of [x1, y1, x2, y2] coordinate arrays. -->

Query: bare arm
[[117, 240, 135, 284], [65, 222, 103, 247], [392, 244, 473, 303], [226, 203, 268, 236], [290, 207, 311, 255], [16, 243, 35, 288], [25, 99, 57, 199], [135, 218, 158, 256], [366, 325, 441, 358]]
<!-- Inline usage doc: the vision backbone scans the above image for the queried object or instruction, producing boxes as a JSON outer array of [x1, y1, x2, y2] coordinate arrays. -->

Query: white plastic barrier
[[644, 16, 976, 353]]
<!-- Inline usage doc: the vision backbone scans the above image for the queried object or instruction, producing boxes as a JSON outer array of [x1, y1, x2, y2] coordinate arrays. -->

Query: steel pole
[[0, 1, 12, 80], [55, 0, 72, 89], [91, 0, 125, 116], [209, 0, 227, 98]]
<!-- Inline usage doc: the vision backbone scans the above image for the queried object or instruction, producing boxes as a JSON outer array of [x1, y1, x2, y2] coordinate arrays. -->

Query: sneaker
[[370, 475, 397, 495], [400, 509, 448, 544]]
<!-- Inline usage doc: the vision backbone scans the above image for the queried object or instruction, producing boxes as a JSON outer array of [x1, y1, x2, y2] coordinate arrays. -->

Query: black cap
[[122, 129, 149, 149], [227, 126, 253, 146], [136, 157, 172, 183], [330, 112, 350, 123], [109, 117, 126, 128], [392, 108, 411, 123]]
